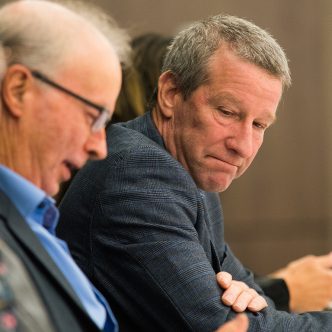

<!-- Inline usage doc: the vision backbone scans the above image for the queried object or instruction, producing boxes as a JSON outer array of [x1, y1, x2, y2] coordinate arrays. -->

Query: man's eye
[[218, 107, 234, 117], [253, 121, 266, 130], [86, 111, 98, 124]]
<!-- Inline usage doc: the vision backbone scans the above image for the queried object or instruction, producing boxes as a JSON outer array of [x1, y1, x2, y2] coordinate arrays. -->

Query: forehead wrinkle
[[207, 91, 277, 125], [207, 92, 241, 108]]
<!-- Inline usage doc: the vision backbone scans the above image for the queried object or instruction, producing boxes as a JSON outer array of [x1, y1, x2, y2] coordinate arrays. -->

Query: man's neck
[[151, 106, 179, 164], [0, 122, 37, 189]]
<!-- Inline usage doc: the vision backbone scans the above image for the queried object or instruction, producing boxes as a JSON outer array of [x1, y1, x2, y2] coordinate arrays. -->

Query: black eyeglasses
[[31, 70, 111, 132]]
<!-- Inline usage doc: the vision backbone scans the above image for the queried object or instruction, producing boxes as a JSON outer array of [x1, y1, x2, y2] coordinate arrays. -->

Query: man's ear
[[157, 70, 181, 119], [2, 64, 32, 118]]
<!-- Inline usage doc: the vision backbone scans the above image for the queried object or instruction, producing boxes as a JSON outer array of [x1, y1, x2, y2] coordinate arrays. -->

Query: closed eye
[[217, 107, 236, 117], [84, 108, 99, 126], [253, 121, 267, 130]]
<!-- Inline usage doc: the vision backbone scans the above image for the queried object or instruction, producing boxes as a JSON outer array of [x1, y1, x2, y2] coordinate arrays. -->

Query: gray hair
[[162, 14, 291, 99], [55, 0, 131, 67], [0, 0, 131, 81]]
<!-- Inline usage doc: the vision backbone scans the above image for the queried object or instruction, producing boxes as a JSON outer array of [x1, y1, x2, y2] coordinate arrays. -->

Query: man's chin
[[196, 176, 233, 193]]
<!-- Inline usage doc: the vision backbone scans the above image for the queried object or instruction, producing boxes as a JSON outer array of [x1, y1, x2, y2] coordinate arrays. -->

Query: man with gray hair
[[59, 13, 332, 331], [0, 0, 128, 331]]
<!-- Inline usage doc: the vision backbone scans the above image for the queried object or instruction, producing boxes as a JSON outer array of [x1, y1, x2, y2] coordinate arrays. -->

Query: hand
[[215, 314, 249, 332], [271, 252, 332, 312], [217, 271, 268, 312]]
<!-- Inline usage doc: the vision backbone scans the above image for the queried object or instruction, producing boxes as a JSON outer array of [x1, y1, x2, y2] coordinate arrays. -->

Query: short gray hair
[[162, 14, 291, 99], [0, 0, 131, 80], [55, 0, 131, 67]]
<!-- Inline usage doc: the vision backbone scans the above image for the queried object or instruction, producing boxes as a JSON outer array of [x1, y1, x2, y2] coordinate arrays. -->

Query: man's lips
[[208, 155, 240, 168]]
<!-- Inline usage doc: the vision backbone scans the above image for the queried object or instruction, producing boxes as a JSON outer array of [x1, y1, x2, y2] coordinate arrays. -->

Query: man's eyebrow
[[208, 92, 278, 124], [207, 93, 241, 107]]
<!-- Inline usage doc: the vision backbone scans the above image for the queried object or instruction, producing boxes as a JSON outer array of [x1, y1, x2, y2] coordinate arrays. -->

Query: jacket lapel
[[0, 189, 88, 315]]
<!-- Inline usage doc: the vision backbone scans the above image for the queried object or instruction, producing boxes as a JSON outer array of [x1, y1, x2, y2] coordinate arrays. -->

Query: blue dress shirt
[[0, 165, 118, 332]]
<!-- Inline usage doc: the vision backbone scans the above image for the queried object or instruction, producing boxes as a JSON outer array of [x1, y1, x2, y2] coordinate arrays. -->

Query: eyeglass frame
[[31, 70, 111, 132]]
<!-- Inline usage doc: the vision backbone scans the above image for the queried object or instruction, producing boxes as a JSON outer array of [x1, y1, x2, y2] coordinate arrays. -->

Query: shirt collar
[[0, 165, 58, 232]]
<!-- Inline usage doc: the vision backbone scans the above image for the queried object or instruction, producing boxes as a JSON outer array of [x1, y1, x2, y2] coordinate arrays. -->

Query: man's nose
[[225, 123, 254, 159], [85, 128, 107, 160]]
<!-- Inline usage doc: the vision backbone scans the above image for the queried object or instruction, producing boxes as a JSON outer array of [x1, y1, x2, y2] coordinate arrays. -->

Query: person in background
[[112, 33, 172, 123], [0, 0, 128, 330], [112, 32, 332, 314], [58, 14, 332, 331]]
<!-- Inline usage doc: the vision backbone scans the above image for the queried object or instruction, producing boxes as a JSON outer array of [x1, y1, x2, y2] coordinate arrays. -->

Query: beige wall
[[2, 0, 331, 275]]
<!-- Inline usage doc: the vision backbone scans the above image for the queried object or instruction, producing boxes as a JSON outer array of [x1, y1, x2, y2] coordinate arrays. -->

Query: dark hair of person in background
[[55, 33, 172, 204], [111, 33, 172, 123]]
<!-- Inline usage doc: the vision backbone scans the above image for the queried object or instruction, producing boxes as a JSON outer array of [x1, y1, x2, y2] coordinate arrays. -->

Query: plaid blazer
[[58, 112, 332, 332]]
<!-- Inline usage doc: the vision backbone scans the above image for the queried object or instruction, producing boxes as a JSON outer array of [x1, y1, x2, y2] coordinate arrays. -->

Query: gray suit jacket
[[0, 190, 101, 332], [58, 112, 332, 331]]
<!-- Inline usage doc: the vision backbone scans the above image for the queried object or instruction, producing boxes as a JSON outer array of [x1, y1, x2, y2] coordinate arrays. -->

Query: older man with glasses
[[0, 0, 127, 331]]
